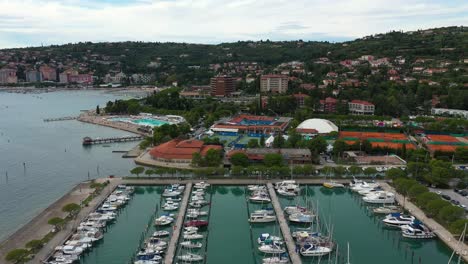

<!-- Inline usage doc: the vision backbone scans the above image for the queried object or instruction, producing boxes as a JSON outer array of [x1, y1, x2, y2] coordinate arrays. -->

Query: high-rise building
[[260, 74, 288, 94], [210, 76, 235, 97]]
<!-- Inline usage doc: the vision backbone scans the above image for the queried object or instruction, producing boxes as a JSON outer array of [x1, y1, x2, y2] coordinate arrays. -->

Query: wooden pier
[[43, 116, 77, 122], [267, 183, 302, 264], [82, 135, 143, 145], [164, 182, 192, 264]]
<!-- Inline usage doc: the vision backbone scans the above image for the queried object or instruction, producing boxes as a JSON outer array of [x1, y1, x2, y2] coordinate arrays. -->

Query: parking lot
[[429, 187, 468, 216]]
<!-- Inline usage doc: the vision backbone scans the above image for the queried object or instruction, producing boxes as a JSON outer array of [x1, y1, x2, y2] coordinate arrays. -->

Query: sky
[[0, 0, 467, 48]]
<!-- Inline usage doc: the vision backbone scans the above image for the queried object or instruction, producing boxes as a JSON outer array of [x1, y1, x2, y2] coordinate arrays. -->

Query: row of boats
[[47, 185, 134, 264], [350, 179, 436, 240], [176, 182, 211, 263]]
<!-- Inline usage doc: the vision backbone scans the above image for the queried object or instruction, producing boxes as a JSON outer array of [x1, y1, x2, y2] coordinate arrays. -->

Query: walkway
[[28, 178, 122, 263], [164, 182, 192, 264], [266, 183, 302, 264], [381, 183, 468, 262]]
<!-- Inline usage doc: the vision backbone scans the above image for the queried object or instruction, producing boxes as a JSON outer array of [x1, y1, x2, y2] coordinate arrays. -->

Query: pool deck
[[77, 111, 150, 136], [267, 183, 302, 264], [164, 182, 192, 264], [381, 182, 468, 262]]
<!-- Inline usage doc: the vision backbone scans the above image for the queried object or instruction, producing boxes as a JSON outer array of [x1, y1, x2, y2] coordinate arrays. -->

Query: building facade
[[26, 70, 42, 82], [39, 65, 57, 81], [260, 74, 288, 94], [210, 76, 235, 97], [348, 100, 375, 115], [0, 68, 17, 84], [319, 97, 338, 112]]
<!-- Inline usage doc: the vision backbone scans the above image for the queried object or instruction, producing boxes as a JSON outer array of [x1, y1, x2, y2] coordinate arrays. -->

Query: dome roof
[[296, 118, 338, 134]]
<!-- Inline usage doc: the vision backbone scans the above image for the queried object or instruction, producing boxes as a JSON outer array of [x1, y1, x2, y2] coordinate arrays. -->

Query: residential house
[[0, 68, 17, 84], [348, 100, 375, 115]]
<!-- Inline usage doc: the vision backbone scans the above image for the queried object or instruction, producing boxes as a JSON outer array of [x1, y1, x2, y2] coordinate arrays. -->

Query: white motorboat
[[257, 233, 283, 244], [363, 192, 395, 204], [402, 226, 436, 239], [358, 187, 383, 196], [351, 182, 379, 192], [288, 212, 314, 223], [248, 185, 266, 192], [262, 256, 290, 264], [249, 193, 271, 203], [180, 241, 203, 249], [258, 242, 286, 254], [162, 203, 179, 211], [154, 215, 174, 226], [184, 226, 198, 232], [189, 200, 209, 208], [166, 197, 181, 202], [152, 231, 170, 237], [284, 206, 307, 215], [183, 233, 204, 240], [323, 181, 345, 189], [299, 243, 332, 257], [145, 238, 168, 250], [349, 177, 364, 188], [177, 253, 203, 262], [100, 203, 118, 211], [274, 181, 297, 190], [373, 205, 401, 214], [194, 182, 210, 189], [277, 187, 298, 197], [162, 190, 182, 197], [249, 212, 277, 223], [382, 213, 415, 227], [60, 245, 84, 255]]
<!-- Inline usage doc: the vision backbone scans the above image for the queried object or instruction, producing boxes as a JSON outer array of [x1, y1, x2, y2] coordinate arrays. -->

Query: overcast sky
[[0, 0, 467, 48]]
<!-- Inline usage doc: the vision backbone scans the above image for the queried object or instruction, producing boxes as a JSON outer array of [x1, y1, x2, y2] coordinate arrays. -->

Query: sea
[[0, 90, 146, 241]]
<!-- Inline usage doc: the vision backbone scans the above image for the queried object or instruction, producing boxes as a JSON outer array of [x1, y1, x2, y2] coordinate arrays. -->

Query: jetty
[[82, 135, 144, 145], [43, 116, 77, 122], [267, 183, 302, 264], [164, 182, 192, 264]]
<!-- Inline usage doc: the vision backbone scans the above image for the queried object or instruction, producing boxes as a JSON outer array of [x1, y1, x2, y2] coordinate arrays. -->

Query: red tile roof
[[149, 139, 221, 160], [350, 100, 374, 106]]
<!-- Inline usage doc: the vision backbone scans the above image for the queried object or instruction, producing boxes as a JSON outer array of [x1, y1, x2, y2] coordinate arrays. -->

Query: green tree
[[130, 166, 145, 177], [408, 185, 428, 199], [437, 205, 465, 225], [48, 217, 65, 230], [363, 167, 378, 177], [260, 134, 265, 147], [263, 153, 284, 167], [302, 164, 315, 176], [25, 239, 43, 251], [192, 152, 203, 167], [449, 219, 468, 236], [334, 166, 346, 178], [5, 249, 29, 264], [333, 139, 347, 157], [62, 203, 81, 216], [308, 136, 327, 154], [230, 152, 249, 167], [96, 105, 100, 115], [145, 169, 155, 178], [273, 134, 285, 148], [415, 192, 440, 209], [385, 168, 406, 180], [426, 199, 451, 217], [348, 165, 361, 176], [231, 166, 244, 176], [204, 149, 222, 167], [247, 139, 259, 148]]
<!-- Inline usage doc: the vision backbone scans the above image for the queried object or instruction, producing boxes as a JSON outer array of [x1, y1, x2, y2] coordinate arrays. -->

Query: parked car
[[441, 194, 451, 200], [460, 190, 468, 196], [451, 200, 460, 206]]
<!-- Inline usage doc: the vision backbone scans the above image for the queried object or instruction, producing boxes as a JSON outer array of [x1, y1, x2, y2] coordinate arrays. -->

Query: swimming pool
[[110, 117, 168, 127]]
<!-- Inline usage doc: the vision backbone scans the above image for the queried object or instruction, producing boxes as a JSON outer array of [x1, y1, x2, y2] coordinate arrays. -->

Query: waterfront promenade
[[267, 183, 302, 264], [164, 182, 192, 264], [0, 181, 95, 262], [381, 182, 468, 262], [77, 111, 150, 137]]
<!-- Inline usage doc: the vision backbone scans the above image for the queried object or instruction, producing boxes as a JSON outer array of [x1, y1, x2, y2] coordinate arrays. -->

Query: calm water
[[68, 186, 462, 264], [0, 90, 142, 240]]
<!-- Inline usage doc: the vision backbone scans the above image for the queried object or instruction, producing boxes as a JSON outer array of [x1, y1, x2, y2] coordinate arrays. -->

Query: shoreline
[[77, 111, 151, 137]]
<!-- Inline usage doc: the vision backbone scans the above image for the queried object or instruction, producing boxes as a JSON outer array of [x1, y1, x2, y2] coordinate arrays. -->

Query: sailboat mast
[[347, 242, 350, 264]]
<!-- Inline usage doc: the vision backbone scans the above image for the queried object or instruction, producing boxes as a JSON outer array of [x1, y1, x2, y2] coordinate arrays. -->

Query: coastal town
[[0, 26, 467, 264]]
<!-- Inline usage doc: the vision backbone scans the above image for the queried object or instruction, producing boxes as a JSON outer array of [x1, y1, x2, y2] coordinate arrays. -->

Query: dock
[[267, 183, 302, 264], [82, 135, 143, 145], [43, 116, 77, 122], [164, 182, 192, 264], [381, 183, 468, 262]]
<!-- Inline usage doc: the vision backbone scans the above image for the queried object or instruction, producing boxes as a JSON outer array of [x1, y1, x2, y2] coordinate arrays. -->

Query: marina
[[8, 178, 464, 264]]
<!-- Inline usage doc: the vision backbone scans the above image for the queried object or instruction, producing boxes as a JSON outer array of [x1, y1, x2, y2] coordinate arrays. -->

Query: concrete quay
[[77, 112, 150, 137], [381, 182, 468, 262], [267, 183, 302, 264], [164, 182, 192, 264]]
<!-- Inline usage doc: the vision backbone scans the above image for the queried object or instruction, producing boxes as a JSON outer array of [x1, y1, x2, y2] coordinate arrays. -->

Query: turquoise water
[[0, 90, 141, 240], [278, 186, 462, 264], [80, 186, 164, 264], [133, 118, 168, 127]]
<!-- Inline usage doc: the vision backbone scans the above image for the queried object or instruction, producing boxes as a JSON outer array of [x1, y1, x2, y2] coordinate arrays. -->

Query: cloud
[[0, 0, 466, 48]]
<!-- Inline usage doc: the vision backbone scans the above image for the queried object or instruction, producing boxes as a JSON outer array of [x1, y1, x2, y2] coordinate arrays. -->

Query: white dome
[[296, 118, 338, 134]]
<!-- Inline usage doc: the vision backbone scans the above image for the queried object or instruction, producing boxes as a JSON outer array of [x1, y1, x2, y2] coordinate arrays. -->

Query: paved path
[[28, 178, 122, 263], [267, 183, 302, 264], [164, 182, 192, 264], [122, 178, 353, 186], [381, 183, 468, 262], [0, 182, 94, 262]]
